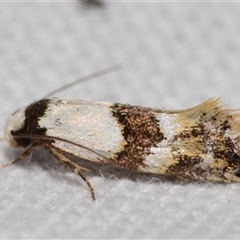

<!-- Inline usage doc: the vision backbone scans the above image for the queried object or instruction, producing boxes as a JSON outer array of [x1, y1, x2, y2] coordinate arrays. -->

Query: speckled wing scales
[[139, 98, 240, 182]]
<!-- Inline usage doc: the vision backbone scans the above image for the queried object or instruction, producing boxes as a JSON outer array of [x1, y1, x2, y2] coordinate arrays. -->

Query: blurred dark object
[[83, 0, 104, 7]]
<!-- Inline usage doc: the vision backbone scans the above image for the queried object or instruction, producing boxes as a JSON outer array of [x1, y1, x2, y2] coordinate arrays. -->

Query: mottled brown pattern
[[174, 123, 205, 141], [167, 154, 207, 179], [11, 99, 50, 147], [168, 109, 240, 181], [213, 137, 240, 176], [111, 103, 164, 170]]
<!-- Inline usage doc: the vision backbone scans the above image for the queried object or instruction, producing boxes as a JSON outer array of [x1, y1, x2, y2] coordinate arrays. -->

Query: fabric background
[[1, 1, 240, 239]]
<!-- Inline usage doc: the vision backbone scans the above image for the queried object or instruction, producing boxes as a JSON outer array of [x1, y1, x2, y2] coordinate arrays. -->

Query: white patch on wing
[[38, 98, 125, 161], [155, 113, 185, 140], [140, 140, 177, 174]]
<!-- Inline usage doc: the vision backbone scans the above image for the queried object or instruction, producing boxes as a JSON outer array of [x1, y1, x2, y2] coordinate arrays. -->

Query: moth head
[[4, 107, 26, 147]]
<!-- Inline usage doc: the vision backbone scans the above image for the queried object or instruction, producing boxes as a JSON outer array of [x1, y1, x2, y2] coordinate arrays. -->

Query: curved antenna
[[43, 64, 122, 99]]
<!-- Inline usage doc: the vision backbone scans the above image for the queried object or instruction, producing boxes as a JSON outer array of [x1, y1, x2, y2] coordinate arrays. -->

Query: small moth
[[2, 66, 240, 200]]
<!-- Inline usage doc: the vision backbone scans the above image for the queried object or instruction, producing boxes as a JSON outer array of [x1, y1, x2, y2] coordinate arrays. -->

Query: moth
[[2, 66, 240, 200]]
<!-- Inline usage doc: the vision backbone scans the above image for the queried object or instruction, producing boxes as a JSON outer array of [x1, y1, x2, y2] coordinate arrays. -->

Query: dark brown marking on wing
[[111, 103, 164, 170], [167, 154, 207, 179], [11, 99, 50, 147], [168, 111, 240, 181], [214, 137, 240, 177]]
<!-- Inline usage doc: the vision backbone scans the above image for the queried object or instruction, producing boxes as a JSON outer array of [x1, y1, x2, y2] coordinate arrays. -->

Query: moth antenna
[[43, 64, 122, 99]]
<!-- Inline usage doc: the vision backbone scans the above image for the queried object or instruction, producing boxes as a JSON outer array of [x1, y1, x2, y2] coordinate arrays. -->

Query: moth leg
[[43, 144, 95, 200], [45, 145, 90, 172], [0, 143, 36, 168]]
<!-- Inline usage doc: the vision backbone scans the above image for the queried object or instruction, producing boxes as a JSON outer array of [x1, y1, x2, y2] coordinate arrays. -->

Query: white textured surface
[[1, 2, 240, 239]]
